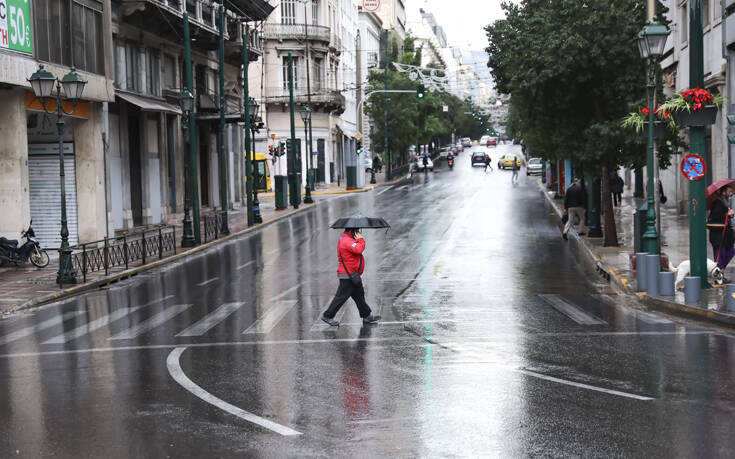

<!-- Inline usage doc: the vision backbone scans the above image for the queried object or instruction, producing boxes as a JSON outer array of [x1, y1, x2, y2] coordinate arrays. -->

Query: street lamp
[[28, 65, 86, 286], [248, 97, 263, 223], [178, 88, 196, 247], [637, 17, 669, 255], [299, 105, 314, 203]]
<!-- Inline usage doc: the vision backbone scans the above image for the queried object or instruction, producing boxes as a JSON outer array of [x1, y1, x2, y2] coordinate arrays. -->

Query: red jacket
[[336, 232, 365, 275]]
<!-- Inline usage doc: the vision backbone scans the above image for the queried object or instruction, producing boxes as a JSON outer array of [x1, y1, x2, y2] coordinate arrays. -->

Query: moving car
[[461, 137, 472, 148], [479, 135, 491, 146], [471, 151, 489, 166], [415, 155, 434, 172], [498, 154, 521, 170], [243, 151, 272, 192], [486, 136, 498, 147], [526, 157, 543, 176]]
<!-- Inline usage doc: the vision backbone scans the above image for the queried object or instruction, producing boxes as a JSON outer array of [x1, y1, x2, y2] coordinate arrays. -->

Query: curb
[[538, 182, 735, 328], [12, 202, 318, 312]]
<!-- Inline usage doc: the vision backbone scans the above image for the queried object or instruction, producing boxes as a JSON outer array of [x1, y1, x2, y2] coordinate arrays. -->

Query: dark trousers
[[613, 192, 622, 207], [713, 245, 735, 270], [324, 279, 372, 319]]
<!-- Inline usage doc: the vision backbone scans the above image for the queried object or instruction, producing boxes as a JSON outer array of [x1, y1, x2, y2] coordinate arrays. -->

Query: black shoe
[[578, 232, 586, 236], [362, 315, 381, 324], [321, 316, 339, 327], [562, 233, 568, 241]]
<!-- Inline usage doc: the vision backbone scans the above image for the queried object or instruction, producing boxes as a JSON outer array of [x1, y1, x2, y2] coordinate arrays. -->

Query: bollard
[[725, 285, 735, 312], [645, 254, 659, 296], [684, 276, 701, 304], [636, 252, 648, 292], [658, 271, 675, 296]]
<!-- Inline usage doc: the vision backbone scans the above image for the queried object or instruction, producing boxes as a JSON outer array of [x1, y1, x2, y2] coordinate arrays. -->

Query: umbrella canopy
[[706, 179, 735, 209], [330, 213, 390, 229]]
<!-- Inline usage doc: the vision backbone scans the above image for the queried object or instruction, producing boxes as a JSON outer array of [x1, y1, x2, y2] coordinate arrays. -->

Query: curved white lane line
[[166, 347, 303, 436]]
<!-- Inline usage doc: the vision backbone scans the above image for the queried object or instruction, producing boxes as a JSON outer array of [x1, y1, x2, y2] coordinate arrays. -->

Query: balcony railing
[[264, 86, 346, 113], [263, 23, 331, 42], [329, 33, 342, 54]]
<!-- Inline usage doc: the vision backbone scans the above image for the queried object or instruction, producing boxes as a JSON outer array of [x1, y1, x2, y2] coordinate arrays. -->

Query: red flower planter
[[671, 104, 718, 126]]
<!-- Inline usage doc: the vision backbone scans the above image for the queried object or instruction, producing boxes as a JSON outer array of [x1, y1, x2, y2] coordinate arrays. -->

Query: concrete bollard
[[725, 285, 735, 312], [658, 271, 675, 296], [645, 254, 659, 296], [684, 277, 701, 304], [636, 252, 648, 292]]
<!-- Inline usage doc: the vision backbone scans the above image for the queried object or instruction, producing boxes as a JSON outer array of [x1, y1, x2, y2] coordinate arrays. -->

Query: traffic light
[[728, 115, 735, 144], [356, 140, 363, 156], [416, 84, 425, 99]]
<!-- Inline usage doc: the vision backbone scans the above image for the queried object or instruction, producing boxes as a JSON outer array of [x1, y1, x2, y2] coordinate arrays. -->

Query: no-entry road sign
[[363, 0, 380, 12], [681, 154, 706, 181]]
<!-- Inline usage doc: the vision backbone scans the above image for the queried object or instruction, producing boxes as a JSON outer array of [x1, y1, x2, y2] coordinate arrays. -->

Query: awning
[[116, 92, 182, 115], [227, 0, 274, 21]]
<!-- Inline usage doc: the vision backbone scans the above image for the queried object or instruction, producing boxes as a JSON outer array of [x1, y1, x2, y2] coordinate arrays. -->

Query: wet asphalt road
[[2, 143, 735, 458]]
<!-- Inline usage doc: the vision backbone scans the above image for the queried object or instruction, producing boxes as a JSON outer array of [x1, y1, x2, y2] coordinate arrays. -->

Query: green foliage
[[484, 0, 676, 172]]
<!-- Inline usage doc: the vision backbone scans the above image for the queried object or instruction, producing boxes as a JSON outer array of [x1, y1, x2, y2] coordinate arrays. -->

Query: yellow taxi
[[498, 154, 521, 170], [243, 151, 272, 192]]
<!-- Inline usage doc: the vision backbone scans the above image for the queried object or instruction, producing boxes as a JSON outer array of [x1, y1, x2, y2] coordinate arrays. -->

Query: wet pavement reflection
[[2, 144, 735, 457]]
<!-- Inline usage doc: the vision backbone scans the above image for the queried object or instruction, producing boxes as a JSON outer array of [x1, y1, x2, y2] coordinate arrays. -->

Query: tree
[[485, 0, 677, 246]]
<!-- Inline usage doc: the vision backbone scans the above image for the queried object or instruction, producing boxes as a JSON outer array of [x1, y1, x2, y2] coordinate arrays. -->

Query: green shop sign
[[0, 0, 32, 54]]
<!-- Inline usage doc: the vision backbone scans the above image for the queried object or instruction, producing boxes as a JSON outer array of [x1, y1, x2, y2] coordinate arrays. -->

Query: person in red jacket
[[321, 228, 381, 326]]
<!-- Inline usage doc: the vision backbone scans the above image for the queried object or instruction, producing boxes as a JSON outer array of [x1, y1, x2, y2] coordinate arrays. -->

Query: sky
[[414, 0, 511, 50]]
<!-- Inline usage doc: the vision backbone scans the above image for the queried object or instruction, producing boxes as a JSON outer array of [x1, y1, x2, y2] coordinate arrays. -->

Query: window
[[146, 50, 160, 96], [125, 43, 138, 91], [281, 0, 296, 24], [703, 0, 710, 27], [114, 43, 125, 89], [282, 56, 299, 90], [163, 55, 177, 90], [313, 58, 323, 89], [681, 2, 688, 44], [312, 0, 319, 25]]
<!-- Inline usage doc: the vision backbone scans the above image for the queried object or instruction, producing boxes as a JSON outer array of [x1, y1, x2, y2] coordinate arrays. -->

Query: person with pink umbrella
[[707, 180, 735, 279]]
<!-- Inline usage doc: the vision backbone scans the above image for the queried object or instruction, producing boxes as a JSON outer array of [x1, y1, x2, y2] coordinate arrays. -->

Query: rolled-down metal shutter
[[28, 144, 79, 249]]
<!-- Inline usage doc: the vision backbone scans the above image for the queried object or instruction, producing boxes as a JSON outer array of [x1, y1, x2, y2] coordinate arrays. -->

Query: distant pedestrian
[[708, 186, 735, 277], [322, 228, 381, 326], [484, 154, 493, 172], [563, 178, 588, 240], [373, 154, 382, 173], [611, 172, 624, 207], [511, 157, 520, 183]]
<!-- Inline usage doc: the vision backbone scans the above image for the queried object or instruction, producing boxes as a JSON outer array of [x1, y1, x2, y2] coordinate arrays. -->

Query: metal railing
[[264, 86, 345, 107], [329, 33, 341, 53], [71, 226, 177, 282], [263, 23, 330, 42], [202, 210, 228, 243]]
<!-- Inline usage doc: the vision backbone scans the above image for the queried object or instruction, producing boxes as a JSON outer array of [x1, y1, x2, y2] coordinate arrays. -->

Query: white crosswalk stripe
[[539, 294, 606, 325], [176, 302, 245, 337], [108, 304, 192, 340], [0, 311, 84, 346], [243, 300, 298, 334]]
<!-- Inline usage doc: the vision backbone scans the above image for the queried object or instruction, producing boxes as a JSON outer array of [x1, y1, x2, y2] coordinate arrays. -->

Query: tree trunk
[[602, 164, 618, 247]]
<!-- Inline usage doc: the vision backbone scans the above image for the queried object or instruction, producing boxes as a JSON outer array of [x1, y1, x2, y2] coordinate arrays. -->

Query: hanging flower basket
[[660, 87, 723, 127], [621, 105, 675, 135], [636, 121, 669, 139]]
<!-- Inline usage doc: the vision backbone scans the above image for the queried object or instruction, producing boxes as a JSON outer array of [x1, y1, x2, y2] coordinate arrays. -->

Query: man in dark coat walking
[[322, 228, 381, 326], [563, 178, 587, 240], [611, 172, 624, 207]]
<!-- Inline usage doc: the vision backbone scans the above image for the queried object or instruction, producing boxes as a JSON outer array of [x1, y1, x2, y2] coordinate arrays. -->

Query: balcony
[[264, 85, 345, 114], [263, 23, 331, 43], [329, 33, 342, 55]]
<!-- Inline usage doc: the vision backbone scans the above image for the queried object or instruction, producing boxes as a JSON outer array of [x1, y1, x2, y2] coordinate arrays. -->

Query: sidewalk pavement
[[0, 172, 401, 315], [540, 182, 735, 327]]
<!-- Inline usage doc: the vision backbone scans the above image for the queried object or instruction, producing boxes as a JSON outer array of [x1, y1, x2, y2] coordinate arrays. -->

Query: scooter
[[0, 221, 50, 268], [447, 155, 454, 169]]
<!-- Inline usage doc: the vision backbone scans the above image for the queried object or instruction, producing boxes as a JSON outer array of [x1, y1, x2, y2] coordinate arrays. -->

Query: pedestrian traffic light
[[728, 115, 735, 144], [416, 84, 425, 99], [356, 140, 363, 156]]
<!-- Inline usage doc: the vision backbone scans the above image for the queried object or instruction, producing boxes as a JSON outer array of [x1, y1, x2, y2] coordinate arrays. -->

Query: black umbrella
[[330, 213, 390, 229]]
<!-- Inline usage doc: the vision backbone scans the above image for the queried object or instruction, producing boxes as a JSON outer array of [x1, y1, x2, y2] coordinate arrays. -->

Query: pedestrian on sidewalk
[[611, 172, 624, 207], [708, 186, 735, 276], [322, 228, 381, 326], [511, 158, 520, 183], [373, 154, 382, 173], [563, 178, 588, 240]]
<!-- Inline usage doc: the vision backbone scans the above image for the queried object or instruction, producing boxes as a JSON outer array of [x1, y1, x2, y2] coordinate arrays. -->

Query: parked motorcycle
[[0, 221, 50, 268], [447, 154, 454, 169]]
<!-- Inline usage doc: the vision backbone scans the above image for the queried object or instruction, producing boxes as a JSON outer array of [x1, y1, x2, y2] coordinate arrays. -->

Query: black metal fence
[[71, 226, 176, 282], [202, 210, 227, 243]]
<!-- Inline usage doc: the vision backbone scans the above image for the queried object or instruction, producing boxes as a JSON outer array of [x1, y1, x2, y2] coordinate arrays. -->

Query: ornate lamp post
[[299, 105, 314, 203], [178, 89, 196, 247], [248, 97, 263, 223], [28, 65, 86, 286], [637, 18, 670, 255]]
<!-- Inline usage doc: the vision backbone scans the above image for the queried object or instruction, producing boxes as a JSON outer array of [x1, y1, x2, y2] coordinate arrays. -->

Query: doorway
[[317, 138, 325, 182], [199, 127, 209, 207], [128, 112, 144, 226]]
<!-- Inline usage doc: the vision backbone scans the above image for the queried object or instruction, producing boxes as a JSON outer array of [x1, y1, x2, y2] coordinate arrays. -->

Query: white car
[[415, 155, 434, 172], [526, 157, 544, 176], [363, 156, 373, 172]]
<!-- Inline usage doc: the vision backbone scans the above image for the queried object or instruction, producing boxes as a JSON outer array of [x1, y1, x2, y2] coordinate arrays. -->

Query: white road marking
[[596, 295, 672, 325], [397, 185, 409, 191], [44, 295, 176, 344], [515, 368, 654, 401], [176, 302, 245, 337], [236, 260, 256, 270], [539, 294, 606, 325], [0, 311, 84, 346], [166, 347, 302, 436], [375, 187, 393, 196], [196, 277, 220, 287], [243, 300, 298, 334], [108, 304, 192, 340]]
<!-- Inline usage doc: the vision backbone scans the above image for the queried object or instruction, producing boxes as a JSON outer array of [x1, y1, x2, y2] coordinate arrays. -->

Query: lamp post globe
[[28, 65, 56, 98], [60, 67, 87, 101], [178, 88, 194, 115]]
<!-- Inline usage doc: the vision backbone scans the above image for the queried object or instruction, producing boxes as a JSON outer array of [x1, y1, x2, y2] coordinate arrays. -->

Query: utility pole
[[689, 0, 709, 287], [303, 1, 314, 203], [243, 27, 254, 226], [288, 53, 301, 208], [218, 0, 229, 235], [383, 29, 390, 181], [184, 12, 201, 245]]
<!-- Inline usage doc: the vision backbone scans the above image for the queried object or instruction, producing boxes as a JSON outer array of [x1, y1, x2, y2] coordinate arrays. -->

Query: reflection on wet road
[[2, 144, 735, 457]]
